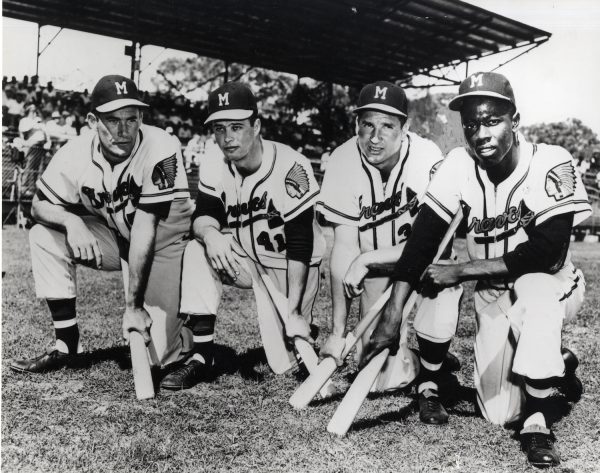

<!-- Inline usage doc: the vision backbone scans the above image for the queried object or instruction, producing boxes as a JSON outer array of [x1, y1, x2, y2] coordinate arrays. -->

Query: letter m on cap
[[374, 86, 388, 100], [469, 74, 483, 89], [218, 92, 230, 107], [115, 81, 128, 95]]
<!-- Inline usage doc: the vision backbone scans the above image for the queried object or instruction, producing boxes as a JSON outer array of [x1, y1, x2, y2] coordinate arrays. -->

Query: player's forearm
[[31, 196, 83, 232], [192, 215, 223, 244], [453, 257, 510, 281], [375, 280, 413, 339], [360, 247, 405, 276], [287, 259, 309, 315], [329, 241, 358, 337], [127, 209, 159, 309]]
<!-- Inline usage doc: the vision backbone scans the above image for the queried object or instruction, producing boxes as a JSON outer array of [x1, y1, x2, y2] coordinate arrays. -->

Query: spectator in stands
[[46, 110, 77, 145], [6, 90, 25, 129], [18, 105, 41, 138], [178, 123, 193, 143], [17, 117, 52, 197], [576, 156, 591, 177], [183, 132, 204, 171]]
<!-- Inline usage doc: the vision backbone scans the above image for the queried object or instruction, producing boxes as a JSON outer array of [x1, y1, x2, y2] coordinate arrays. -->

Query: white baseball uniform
[[317, 132, 463, 391], [180, 139, 326, 374], [30, 124, 194, 366], [424, 133, 591, 424]]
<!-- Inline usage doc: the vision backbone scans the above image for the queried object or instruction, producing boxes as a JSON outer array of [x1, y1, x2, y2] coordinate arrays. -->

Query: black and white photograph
[[2, 1, 599, 471]]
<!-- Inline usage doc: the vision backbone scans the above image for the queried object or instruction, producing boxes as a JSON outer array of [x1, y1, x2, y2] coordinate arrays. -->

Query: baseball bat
[[289, 210, 463, 409], [129, 330, 155, 400], [324, 210, 465, 434], [252, 263, 336, 398], [289, 287, 411, 409], [327, 348, 390, 435]]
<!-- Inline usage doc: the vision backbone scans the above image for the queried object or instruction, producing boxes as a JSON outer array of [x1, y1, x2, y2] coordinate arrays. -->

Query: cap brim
[[95, 99, 149, 113], [353, 103, 407, 118], [205, 109, 254, 125], [448, 91, 513, 111]]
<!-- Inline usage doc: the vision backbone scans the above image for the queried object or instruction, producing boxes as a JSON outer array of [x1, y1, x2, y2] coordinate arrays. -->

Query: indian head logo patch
[[285, 162, 310, 198], [545, 162, 576, 201], [152, 154, 178, 190]]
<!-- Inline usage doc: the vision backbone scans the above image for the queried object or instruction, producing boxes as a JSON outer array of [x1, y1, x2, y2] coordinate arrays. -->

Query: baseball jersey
[[317, 132, 444, 251], [198, 139, 325, 269], [37, 124, 193, 247], [424, 134, 591, 284]]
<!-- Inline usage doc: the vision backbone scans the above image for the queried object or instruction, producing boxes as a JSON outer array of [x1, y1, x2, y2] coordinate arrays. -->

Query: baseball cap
[[448, 72, 516, 111], [205, 82, 257, 124], [91, 75, 148, 113], [353, 81, 408, 118]]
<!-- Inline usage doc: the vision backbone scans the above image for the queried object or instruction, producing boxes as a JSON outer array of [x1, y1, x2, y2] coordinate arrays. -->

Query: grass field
[[2, 225, 600, 473]]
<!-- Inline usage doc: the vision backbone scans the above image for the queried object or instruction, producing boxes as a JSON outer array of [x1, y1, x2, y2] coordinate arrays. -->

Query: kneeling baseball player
[[160, 82, 326, 390], [317, 81, 462, 395], [10, 75, 194, 373], [361, 72, 590, 468]]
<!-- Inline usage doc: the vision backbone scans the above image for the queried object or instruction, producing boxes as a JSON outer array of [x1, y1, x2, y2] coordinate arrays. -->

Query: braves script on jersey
[[37, 125, 193, 246], [198, 139, 325, 269], [317, 132, 444, 251], [424, 133, 592, 286]]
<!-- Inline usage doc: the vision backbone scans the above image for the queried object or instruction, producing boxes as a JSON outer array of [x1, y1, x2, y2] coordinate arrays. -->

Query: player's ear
[[401, 117, 410, 137], [253, 118, 261, 137], [511, 111, 520, 132], [87, 112, 98, 129], [355, 117, 360, 135]]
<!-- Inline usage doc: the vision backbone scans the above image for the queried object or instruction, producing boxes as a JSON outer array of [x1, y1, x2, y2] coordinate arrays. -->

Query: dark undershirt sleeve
[[284, 207, 314, 263], [137, 201, 172, 220], [192, 190, 227, 227], [503, 212, 573, 277], [391, 204, 450, 286]]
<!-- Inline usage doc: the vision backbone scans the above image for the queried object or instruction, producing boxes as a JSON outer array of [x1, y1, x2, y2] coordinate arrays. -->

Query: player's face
[[460, 98, 519, 171], [89, 106, 142, 163], [356, 111, 406, 170], [212, 118, 261, 162]]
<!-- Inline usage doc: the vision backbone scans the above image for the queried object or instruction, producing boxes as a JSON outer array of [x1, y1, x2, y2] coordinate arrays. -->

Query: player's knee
[[28, 223, 57, 251], [513, 273, 561, 301]]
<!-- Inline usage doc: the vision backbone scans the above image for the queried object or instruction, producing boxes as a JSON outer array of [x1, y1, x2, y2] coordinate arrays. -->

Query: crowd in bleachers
[[2, 74, 213, 142], [2, 75, 225, 204]]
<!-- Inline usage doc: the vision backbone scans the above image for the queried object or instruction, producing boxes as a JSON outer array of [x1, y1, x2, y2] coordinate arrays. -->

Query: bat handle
[[130, 331, 155, 400]]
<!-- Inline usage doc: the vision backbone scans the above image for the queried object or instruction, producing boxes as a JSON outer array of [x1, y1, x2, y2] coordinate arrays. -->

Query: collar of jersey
[[475, 132, 534, 191], [231, 138, 276, 186]]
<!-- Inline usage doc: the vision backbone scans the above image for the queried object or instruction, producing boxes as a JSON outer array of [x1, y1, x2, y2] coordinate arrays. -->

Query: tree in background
[[522, 118, 600, 166], [152, 56, 357, 157]]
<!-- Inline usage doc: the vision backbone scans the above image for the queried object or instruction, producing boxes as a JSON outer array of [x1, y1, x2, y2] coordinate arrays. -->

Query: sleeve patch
[[152, 154, 178, 190], [285, 162, 310, 199], [545, 162, 576, 201], [430, 159, 443, 180]]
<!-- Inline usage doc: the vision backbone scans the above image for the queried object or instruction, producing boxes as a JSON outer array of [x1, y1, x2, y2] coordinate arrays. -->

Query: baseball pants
[[473, 263, 585, 425], [356, 267, 463, 392], [29, 216, 192, 366], [179, 239, 320, 375]]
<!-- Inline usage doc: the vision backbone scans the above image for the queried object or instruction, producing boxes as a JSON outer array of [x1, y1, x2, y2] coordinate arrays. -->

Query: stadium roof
[[3, 0, 550, 87]]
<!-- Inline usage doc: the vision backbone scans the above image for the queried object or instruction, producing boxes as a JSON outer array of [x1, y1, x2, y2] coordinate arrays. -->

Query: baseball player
[[160, 82, 326, 389], [10, 75, 194, 373], [361, 72, 590, 468], [317, 81, 462, 394]]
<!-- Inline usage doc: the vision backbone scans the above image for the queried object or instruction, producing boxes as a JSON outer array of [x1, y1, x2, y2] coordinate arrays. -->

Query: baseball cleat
[[9, 348, 74, 373], [418, 389, 449, 425], [559, 347, 583, 402], [442, 352, 461, 373], [160, 359, 214, 390], [520, 425, 560, 468]]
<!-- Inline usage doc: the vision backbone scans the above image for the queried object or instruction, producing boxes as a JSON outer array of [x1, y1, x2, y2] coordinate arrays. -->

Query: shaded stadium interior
[[3, 0, 550, 87]]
